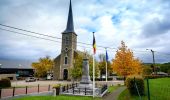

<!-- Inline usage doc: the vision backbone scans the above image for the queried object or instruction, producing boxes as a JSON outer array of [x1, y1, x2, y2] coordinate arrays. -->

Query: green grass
[[107, 86, 119, 93], [13, 95, 102, 100], [118, 78, 170, 100]]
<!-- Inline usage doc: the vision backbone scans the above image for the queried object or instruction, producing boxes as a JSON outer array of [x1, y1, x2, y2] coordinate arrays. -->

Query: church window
[[65, 36, 69, 45], [64, 56, 68, 64]]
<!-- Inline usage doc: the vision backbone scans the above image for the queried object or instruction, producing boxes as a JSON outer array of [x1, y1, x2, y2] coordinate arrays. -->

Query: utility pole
[[147, 49, 156, 74]]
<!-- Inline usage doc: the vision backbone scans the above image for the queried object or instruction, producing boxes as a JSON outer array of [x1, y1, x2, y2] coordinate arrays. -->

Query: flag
[[106, 50, 109, 62], [93, 33, 96, 54]]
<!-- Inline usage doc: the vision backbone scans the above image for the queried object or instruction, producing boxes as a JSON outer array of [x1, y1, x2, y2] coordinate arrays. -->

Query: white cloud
[[0, 0, 170, 63]]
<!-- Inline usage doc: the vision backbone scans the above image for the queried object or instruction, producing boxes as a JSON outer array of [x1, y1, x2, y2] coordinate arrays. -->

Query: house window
[[64, 56, 68, 64]]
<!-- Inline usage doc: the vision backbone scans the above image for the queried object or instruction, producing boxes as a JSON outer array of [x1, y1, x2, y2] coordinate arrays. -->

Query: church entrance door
[[63, 69, 68, 80]]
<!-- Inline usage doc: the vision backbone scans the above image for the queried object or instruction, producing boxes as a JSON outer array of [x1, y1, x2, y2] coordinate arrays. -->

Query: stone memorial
[[78, 57, 93, 88]]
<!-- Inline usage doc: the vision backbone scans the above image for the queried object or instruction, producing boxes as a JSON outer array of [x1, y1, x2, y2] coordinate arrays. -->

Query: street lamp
[[0, 64, 2, 68], [146, 49, 156, 74]]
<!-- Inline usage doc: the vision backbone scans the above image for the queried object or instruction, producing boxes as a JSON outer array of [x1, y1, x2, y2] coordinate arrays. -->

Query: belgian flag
[[93, 32, 96, 54]]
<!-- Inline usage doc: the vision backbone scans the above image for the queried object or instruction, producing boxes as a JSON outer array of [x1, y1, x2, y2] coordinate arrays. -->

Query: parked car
[[25, 77, 36, 82]]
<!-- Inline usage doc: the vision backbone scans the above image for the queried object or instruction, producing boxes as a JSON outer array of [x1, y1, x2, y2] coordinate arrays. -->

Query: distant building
[[0, 68, 34, 80], [0, 59, 34, 80], [53, 0, 77, 80]]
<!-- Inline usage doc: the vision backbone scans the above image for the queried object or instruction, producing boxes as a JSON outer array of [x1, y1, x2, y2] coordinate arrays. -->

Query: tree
[[142, 65, 152, 75], [160, 62, 170, 73], [98, 54, 112, 78], [32, 56, 54, 77], [70, 51, 99, 81], [112, 41, 142, 77]]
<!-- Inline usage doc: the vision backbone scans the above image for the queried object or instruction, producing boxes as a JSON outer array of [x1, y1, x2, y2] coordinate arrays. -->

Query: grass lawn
[[107, 85, 119, 93], [118, 78, 170, 100], [13, 95, 102, 100]]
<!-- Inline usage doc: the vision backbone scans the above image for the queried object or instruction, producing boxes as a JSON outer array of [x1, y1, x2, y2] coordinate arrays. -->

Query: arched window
[[64, 56, 68, 64]]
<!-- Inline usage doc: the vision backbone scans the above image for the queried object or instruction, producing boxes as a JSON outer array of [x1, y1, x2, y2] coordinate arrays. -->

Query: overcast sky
[[0, 0, 170, 64]]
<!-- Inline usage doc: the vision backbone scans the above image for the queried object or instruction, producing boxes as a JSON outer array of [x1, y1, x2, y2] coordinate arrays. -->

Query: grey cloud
[[142, 16, 170, 37]]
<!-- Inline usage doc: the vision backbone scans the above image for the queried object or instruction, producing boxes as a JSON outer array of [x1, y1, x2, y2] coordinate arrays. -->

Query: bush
[[142, 67, 152, 75], [90, 78, 113, 81], [125, 76, 144, 96], [0, 78, 11, 88], [53, 84, 61, 88], [53, 84, 61, 95]]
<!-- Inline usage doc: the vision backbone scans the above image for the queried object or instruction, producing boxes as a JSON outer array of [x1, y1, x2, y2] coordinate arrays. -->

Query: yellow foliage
[[112, 41, 142, 77], [32, 56, 54, 77]]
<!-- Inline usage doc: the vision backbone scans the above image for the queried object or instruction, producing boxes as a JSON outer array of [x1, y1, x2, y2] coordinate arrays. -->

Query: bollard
[[26, 86, 28, 94], [85, 87, 86, 95], [48, 85, 50, 91], [73, 85, 74, 94], [38, 84, 39, 93], [13, 87, 15, 97], [0, 88, 1, 99], [67, 84, 68, 92]]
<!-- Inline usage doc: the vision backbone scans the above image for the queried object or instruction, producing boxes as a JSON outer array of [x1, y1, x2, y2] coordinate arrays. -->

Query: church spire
[[64, 0, 75, 33]]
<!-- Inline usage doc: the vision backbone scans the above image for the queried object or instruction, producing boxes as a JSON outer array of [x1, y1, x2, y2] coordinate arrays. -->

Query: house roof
[[0, 59, 32, 68]]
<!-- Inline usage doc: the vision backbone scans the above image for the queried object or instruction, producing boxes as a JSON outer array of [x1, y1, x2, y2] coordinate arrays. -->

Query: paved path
[[1, 86, 52, 98], [103, 86, 126, 100]]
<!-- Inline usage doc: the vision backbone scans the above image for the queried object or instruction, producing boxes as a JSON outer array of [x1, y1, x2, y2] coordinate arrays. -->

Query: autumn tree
[[32, 56, 54, 77], [98, 54, 112, 78], [112, 41, 142, 77], [70, 51, 99, 81]]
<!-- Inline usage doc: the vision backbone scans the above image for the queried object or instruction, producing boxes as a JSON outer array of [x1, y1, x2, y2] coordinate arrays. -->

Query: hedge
[[144, 75, 170, 79], [90, 78, 113, 81], [125, 76, 145, 96], [0, 78, 11, 88]]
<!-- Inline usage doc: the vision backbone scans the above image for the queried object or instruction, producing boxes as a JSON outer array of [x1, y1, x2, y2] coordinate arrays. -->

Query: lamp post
[[146, 49, 156, 74], [0, 64, 2, 68]]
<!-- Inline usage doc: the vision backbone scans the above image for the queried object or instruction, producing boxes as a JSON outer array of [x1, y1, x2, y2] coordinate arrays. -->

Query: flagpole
[[105, 48, 108, 82], [93, 53, 95, 98], [106, 59, 108, 82], [92, 32, 95, 98]]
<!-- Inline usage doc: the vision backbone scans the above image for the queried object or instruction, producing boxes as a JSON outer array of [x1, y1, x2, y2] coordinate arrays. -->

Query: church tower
[[53, 0, 77, 80]]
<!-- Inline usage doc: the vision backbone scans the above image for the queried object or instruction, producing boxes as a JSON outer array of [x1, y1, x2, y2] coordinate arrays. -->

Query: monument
[[78, 57, 92, 88], [60, 57, 107, 97]]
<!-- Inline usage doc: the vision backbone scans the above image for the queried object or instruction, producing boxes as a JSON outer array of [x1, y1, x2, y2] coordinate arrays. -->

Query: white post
[[106, 61, 107, 82], [93, 54, 95, 97]]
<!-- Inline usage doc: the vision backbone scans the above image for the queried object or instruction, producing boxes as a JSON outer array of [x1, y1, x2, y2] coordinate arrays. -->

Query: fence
[[133, 77, 170, 100], [0, 84, 52, 99], [60, 83, 107, 96]]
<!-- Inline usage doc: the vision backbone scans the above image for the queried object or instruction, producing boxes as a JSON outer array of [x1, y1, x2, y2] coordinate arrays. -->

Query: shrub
[[53, 84, 61, 95], [53, 84, 61, 88], [142, 67, 152, 75], [0, 78, 11, 88], [125, 76, 144, 96]]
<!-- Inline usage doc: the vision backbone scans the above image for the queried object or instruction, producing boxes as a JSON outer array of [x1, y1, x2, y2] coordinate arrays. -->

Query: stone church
[[53, 0, 77, 80]]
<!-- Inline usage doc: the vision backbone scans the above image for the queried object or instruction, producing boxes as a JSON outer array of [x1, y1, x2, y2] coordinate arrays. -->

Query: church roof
[[63, 0, 75, 34]]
